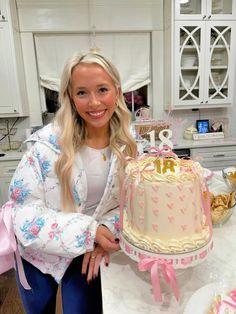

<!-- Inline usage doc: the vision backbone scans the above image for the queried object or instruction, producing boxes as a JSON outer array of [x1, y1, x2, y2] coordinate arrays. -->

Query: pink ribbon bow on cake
[[138, 257, 180, 302]]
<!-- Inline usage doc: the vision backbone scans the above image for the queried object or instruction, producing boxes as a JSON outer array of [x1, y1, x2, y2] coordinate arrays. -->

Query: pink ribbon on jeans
[[138, 257, 179, 302]]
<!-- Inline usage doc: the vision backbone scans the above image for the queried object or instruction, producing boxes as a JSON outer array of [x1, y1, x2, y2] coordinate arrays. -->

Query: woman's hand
[[95, 225, 120, 252], [82, 244, 110, 282]]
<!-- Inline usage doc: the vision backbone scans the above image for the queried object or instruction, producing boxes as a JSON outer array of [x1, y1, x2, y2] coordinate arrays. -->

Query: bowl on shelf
[[222, 167, 236, 191], [210, 190, 236, 227], [182, 56, 196, 67]]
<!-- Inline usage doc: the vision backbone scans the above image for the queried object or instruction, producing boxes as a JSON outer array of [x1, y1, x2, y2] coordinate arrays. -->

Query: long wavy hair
[[54, 51, 137, 212]]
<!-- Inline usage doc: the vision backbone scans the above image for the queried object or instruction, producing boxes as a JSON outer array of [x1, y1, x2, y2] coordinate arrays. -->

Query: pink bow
[[148, 147, 177, 159], [138, 257, 179, 302], [0, 202, 31, 290]]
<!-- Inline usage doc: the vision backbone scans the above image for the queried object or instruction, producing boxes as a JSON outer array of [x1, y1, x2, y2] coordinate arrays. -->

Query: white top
[[80, 145, 111, 215]]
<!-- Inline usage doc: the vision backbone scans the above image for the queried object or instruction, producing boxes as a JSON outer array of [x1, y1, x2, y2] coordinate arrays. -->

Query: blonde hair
[[54, 51, 137, 212]]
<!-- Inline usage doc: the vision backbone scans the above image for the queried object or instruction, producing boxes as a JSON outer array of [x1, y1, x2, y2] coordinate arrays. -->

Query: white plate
[[183, 283, 217, 314]]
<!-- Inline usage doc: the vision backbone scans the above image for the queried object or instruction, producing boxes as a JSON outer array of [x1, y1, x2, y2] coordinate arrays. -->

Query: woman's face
[[70, 63, 119, 135]]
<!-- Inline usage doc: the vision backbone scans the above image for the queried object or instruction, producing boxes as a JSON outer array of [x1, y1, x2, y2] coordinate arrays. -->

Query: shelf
[[181, 67, 198, 70]]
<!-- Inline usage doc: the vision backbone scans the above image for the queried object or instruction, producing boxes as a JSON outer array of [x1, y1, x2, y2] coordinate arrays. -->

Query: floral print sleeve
[[9, 143, 98, 258]]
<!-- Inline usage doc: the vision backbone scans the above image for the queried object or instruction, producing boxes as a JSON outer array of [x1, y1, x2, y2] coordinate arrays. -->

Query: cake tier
[[122, 156, 211, 254]]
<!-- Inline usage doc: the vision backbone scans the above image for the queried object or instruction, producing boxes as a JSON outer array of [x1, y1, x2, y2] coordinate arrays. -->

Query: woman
[[8, 51, 137, 313]]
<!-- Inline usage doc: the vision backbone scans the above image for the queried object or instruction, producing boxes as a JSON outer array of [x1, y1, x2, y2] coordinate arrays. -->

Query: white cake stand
[[120, 233, 213, 269], [119, 232, 213, 302]]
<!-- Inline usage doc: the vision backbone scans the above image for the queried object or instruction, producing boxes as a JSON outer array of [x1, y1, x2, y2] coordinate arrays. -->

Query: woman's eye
[[77, 90, 86, 96], [99, 87, 108, 93]]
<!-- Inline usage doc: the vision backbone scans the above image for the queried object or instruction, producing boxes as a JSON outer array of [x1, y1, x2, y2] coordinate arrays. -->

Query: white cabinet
[[175, 0, 236, 20], [191, 145, 236, 170], [164, 0, 236, 110], [0, 159, 19, 206], [0, 0, 28, 117]]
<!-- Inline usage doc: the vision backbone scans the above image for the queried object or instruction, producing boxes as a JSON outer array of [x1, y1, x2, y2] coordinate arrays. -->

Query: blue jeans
[[15, 256, 103, 314]]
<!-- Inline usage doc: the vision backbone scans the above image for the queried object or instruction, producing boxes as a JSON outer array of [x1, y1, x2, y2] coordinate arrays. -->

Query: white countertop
[[173, 137, 236, 149], [0, 150, 24, 161], [101, 172, 236, 314]]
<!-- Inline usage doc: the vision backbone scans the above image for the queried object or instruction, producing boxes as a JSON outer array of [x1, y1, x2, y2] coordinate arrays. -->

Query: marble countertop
[[173, 137, 236, 150], [101, 172, 236, 314]]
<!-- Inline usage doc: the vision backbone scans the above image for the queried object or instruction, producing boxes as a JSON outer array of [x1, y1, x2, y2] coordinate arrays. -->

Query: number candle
[[148, 130, 156, 148]]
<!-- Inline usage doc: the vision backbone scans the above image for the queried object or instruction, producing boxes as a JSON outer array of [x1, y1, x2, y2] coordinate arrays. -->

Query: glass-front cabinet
[[164, 0, 236, 109], [175, 0, 236, 20], [174, 20, 236, 107]]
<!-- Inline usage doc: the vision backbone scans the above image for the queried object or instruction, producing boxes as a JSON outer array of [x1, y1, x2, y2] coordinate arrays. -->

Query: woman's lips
[[87, 110, 106, 118]]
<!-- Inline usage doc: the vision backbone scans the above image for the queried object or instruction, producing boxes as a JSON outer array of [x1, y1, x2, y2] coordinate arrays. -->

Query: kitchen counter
[[0, 150, 24, 161], [173, 137, 236, 149], [100, 172, 236, 314]]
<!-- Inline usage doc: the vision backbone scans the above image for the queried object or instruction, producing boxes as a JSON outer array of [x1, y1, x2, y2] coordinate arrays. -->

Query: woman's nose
[[90, 93, 101, 106]]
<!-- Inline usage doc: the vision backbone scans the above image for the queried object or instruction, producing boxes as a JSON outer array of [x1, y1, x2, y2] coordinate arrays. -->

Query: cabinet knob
[[205, 100, 208, 103], [202, 15, 206, 20], [208, 15, 211, 19], [200, 101, 204, 104]]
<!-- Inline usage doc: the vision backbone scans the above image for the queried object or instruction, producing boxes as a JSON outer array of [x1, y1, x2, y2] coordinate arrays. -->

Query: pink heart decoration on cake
[[179, 195, 186, 201], [166, 192, 173, 198], [139, 216, 144, 224], [138, 188, 144, 196], [180, 208, 187, 215], [139, 200, 144, 208], [152, 197, 158, 203], [167, 203, 174, 209], [177, 185, 183, 191], [152, 185, 159, 192], [152, 224, 158, 232], [152, 209, 159, 216], [168, 216, 175, 223], [181, 224, 187, 231]]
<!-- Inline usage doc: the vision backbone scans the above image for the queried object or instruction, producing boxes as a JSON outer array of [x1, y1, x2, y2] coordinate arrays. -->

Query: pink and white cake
[[121, 153, 212, 254]]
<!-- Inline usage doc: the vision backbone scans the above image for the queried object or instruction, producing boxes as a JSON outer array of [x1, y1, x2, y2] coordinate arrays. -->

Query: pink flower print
[[12, 188, 21, 201], [51, 223, 58, 229], [114, 221, 120, 231], [30, 225, 40, 236], [85, 231, 91, 246], [27, 156, 34, 165], [49, 231, 55, 239]]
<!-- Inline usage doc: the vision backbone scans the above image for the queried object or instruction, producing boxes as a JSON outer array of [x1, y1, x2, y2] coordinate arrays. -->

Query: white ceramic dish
[[183, 283, 216, 314]]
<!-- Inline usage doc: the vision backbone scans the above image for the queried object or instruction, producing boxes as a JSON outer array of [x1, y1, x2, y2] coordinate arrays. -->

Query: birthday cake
[[121, 152, 212, 254]]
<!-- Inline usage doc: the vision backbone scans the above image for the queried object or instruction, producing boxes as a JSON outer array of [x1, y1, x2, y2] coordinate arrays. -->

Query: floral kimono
[[8, 123, 120, 282]]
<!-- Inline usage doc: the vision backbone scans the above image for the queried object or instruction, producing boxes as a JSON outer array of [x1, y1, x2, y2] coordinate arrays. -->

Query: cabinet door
[[0, 0, 7, 21], [0, 22, 19, 114], [204, 21, 236, 105], [175, 0, 207, 20], [175, 0, 236, 20], [174, 21, 205, 107], [208, 0, 236, 20]]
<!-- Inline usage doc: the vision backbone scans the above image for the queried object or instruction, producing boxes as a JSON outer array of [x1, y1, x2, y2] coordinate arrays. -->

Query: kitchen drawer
[[0, 160, 19, 177], [191, 146, 236, 170]]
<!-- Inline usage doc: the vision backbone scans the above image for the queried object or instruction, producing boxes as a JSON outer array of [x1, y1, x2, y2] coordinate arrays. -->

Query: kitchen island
[[100, 172, 236, 314]]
